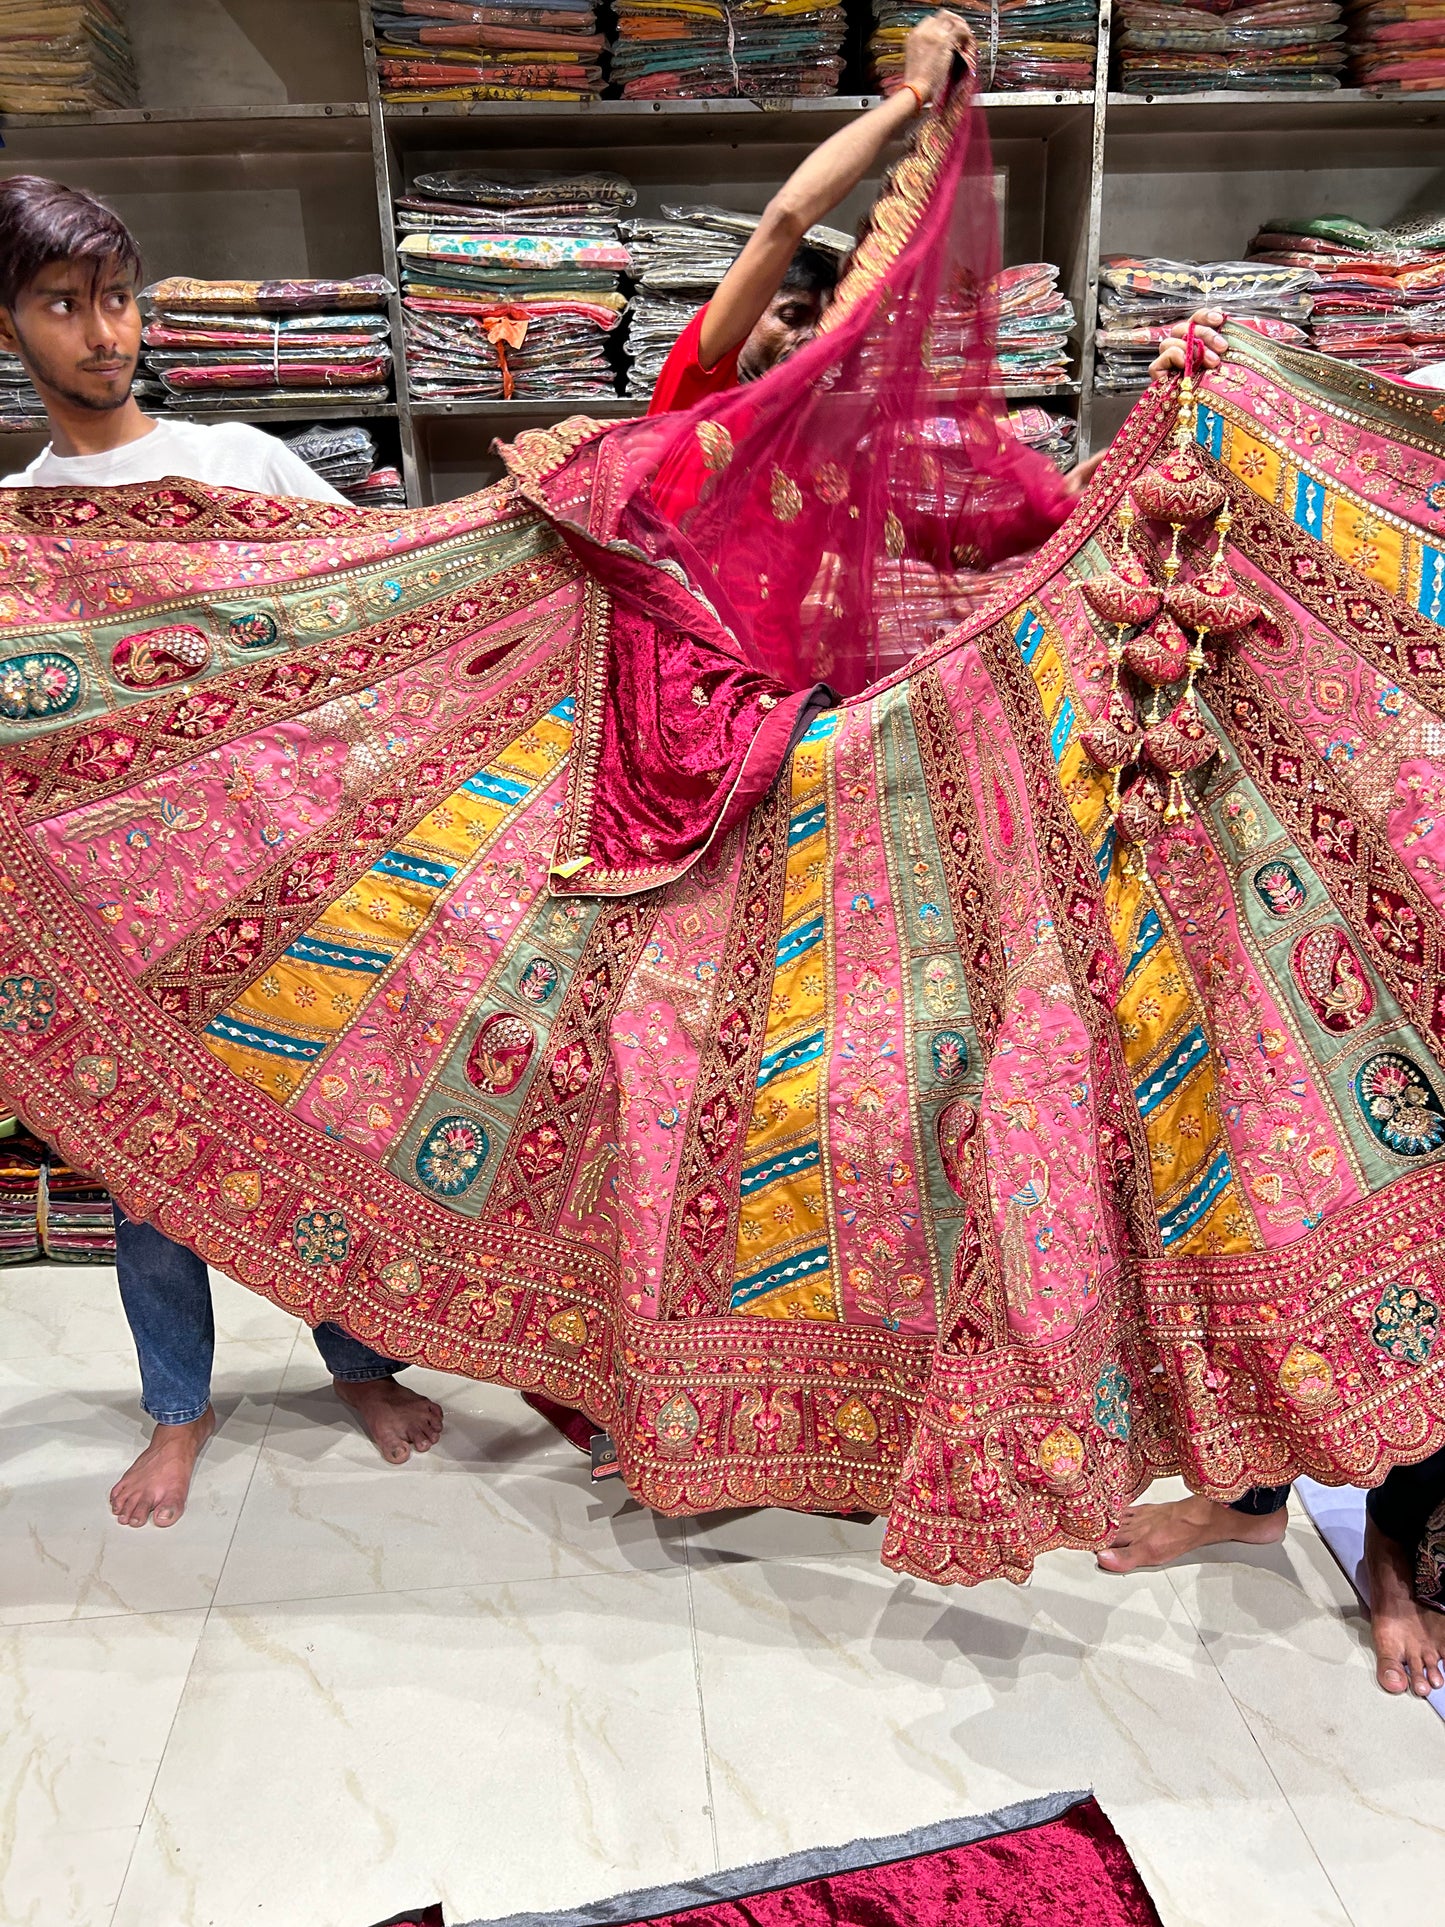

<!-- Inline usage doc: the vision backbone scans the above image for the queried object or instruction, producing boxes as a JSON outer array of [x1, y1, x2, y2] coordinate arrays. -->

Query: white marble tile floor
[[3, 1261, 1443, 1927]]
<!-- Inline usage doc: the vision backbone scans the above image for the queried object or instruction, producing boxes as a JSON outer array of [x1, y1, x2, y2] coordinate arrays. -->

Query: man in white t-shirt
[[0, 174, 445, 1528]]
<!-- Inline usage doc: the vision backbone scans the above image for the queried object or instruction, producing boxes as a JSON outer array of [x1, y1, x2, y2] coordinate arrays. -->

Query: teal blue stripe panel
[[740, 1142, 821, 1198], [1049, 695, 1075, 762], [1159, 1149, 1232, 1247], [789, 803, 827, 846], [203, 1015, 326, 1062], [731, 1244, 832, 1308], [1420, 546, 1445, 626], [1136, 1026, 1208, 1119], [757, 1028, 827, 1090], [374, 850, 456, 888], [1015, 609, 1046, 664], [1128, 907, 1162, 978], [775, 915, 824, 969], [283, 935, 392, 974], [1292, 470, 1324, 539], [463, 770, 530, 807]]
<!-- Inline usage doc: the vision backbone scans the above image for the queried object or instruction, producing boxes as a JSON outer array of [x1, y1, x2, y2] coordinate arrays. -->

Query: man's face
[[0, 258, 140, 414], [737, 284, 826, 384]]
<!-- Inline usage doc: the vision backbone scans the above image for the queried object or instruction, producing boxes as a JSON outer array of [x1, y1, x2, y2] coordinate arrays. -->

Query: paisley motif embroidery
[[0, 974, 55, 1036], [0, 653, 80, 721], [935, 1096, 976, 1198], [1355, 1051, 1445, 1158], [1291, 926, 1374, 1032], [465, 1012, 535, 1094], [1092, 1363, 1133, 1441], [1252, 859, 1307, 918], [1371, 1275, 1438, 1365], [1038, 1423, 1086, 1487], [415, 1115, 489, 1196], [1279, 1341, 1335, 1410], [547, 1306, 587, 1350], [517, 956, 559, 1004], [834, 1395, 879, 1449], [72, 1052, 118, 1097], [931, 1029, 969, 1083], [293, 1207, 350, 1265], [111, 625, 210, 690], [655, 1391, 700, 1453], [219, 1170, 262, 1215], [228, 611, 279, 649]]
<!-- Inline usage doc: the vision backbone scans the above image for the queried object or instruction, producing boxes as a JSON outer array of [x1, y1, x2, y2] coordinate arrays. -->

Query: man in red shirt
[[648, 9, 975, 416]]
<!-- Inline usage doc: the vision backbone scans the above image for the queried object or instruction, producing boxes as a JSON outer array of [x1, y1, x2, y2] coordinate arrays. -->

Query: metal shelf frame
[[0, 0, 1441, 497]]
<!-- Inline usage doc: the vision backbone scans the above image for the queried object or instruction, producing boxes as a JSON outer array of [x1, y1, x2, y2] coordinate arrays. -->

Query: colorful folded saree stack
[[611, 0, 846, 98], [0, 1127, 42, 1266], [139, 277, 395, 413], [398, 170, 632, 402], [3, 91, 1445, 1590], [994, 262, 1076, 392], [1249, 215, 1445, 375], [1096, 255, 1317, 389], [1346, 0, 1445, 86], [372, 0, 606, 101], [871, 0, 1099, 92], [1006, 403, 1079, 469], [280, 424, 409, 509], [0, 0, 137, 113], [41, 1149, 115, 1263], [1116, 0, 1346, 92]]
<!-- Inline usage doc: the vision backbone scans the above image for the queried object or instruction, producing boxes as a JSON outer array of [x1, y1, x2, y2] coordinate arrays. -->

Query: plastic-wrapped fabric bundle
[[0, 0, 137, 113], [871, 0, 1099, 90], [611, 0, 846, 98], [993, 262, 1075, 392], [1006, 402, 1078, 469], [371, 0, 607, 99], [1346, 0, 1445, 87], [41, 1150, 115, 1263], [0, 351, 44, 432], [140, 282, 395, 412], [280, 423, 409, 508], [621, 205, 848, 398], [398, 171, 633, 402], [1095, 255, 1317, 390], [0, 1126, 42, 1266], [1249, 217, 1445, 374], [1116, 0, 1346, 90]]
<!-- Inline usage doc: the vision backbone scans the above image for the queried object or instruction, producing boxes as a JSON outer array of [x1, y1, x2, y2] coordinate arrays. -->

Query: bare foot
[[1365, 1516, 1445, 1698], [1097, 1494, 1288, 1574], [333, 1377, 443, 1464], [109, 1407, 218, 1528]]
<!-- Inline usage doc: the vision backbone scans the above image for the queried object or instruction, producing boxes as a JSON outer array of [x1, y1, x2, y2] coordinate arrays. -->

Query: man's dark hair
[[781, 244, 839, 299], [0, 175, 142, 311]]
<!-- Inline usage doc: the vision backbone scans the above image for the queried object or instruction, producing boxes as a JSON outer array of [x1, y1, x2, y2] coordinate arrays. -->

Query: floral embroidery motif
[[1279, 1341, 1335, 1410], [219, 1170, 262, 1214], [72, 1052, 118, 1097], [1371, 1275, 1438, 1365], [378, 1257, 423, 1298], [0, 974, 55, 1036], [1092, 1363, 1133, 1441], [655, 1391, 701, 1453], [1252, 860, 1307, 918], [1291, 926, 1374, 1032], [228, 611, 279, 649], [1038, 1423, 1086, 1487], [695, 421, 733, 472], [931, 1029, 970, 1083], [1355, 1051, 1445, 1158], [465, 1012, 535, 1094], [547, 1306, 587, 1350], [0, 653, 80, 722], [415, 1114, 490, 1196], [292, 1207, 350, 1265], [834, 1395, 880, 1448], [517, 956, 559, 1004]]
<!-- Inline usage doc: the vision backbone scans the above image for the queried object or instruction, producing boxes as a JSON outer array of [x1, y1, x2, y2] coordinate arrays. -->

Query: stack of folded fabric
[[1115, 0, 1347, 92], [398, 169, 632, 402], [622, 204, 849, 397], [372, 0, 606, 101], [139, 277, 395, 413], [1249, 215, 1445, 374], [0, 1126, 42, 1267], [281, 423, 408, 507], [1346, 0, 1445, 87], [612, 0, 846, 98], [870, 0, 1098, 92], [0, 0, 138, 113], [1094, 254, 1318, 390], [1007, 405, 1079, 470], [41, 1149, 116, 1264], [0, 350, 44, 431], [993, 262, 1076, 392]]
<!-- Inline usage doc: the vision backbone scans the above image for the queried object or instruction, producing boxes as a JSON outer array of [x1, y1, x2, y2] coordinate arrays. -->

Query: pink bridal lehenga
[[0, 89, 1443, 1584]]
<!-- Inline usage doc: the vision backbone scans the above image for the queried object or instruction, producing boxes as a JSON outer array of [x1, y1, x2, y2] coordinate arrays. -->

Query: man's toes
[[1377, 1655, 1412, 1695], [387, 1439, 411, 1464], [154, 1503, 181, 1528]]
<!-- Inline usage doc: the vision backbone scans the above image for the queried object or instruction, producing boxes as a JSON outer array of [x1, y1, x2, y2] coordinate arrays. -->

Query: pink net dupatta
[[504, 82, 1074, 703]]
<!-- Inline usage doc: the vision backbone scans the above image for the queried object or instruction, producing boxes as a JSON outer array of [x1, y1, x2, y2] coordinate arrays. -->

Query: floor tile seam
[[1161, 1560, 1361, 1927], [0, 1599, 212, 1632], [205, 1557, 695, 1617], [681, 1526, 723, 1874], [207, 1325, 301, 1617], [106, 1597, 217, 1927]]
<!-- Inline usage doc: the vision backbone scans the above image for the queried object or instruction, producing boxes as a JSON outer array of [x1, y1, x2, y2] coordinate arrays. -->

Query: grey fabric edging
[[455, 1788, 1092, 1927]]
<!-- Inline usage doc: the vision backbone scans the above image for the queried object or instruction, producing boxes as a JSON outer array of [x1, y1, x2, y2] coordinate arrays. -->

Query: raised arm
[[696, 10, 976, 371]]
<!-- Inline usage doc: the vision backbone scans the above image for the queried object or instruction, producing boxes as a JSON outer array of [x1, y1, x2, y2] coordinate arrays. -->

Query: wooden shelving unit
[[1, 0, 1441, 499]]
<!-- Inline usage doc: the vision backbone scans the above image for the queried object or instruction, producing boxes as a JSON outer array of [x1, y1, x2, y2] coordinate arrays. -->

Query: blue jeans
[[114, 1207, 403, 1425]]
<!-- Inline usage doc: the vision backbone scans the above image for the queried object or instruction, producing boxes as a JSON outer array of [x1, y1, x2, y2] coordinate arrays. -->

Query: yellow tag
[[550, 856, 595, 879]]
